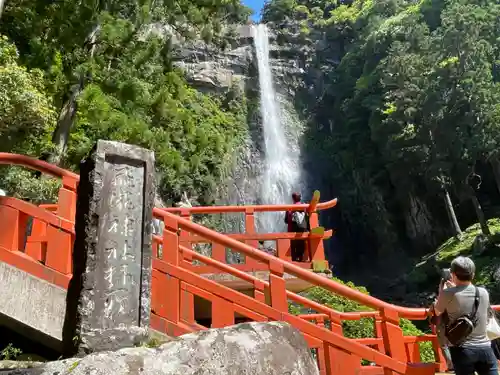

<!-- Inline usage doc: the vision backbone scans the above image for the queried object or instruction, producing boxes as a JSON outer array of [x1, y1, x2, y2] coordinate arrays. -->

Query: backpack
[[445, 286, 480, 346], [291, 210, 308, 231]]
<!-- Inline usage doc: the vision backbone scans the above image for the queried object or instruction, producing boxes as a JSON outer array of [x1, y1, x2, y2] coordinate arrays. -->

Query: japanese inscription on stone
[[64, 141, 154, 356], [97, 155, 145, 328]]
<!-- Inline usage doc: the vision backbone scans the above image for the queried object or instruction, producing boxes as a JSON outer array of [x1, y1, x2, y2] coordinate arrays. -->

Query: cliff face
[[167, 22, 448, 287], [261, 22, 448, 283], [171, 26, 262, 230], [166, 22, 344, 263], [172, 26, 254, 94], [169, 25, 309, 230]]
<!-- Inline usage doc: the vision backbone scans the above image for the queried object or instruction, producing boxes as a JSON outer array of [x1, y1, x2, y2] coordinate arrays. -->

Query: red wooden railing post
[[244, 208, 258, 268], [163, 216, 181, 324], [276, 238, 291, 261], [431, 324, 447, 372], [212, 298, 235, 328], [374, 315, 387, 354], [322, 313, 359, 375], [380, 308, 407, 374], [25, 217, 47, 262], [268, 259, 287, 312], [406, 339, 421, 364], [57, 176, 78, 220], [315, 316, 327, 375], [180, 286, 195, 324], [179, 209, 192, 251], [212, 243, 225, 263], [244, 208, 258, 248], [45, 225, 73, 274], [308, 212, 321, 259], [45, 175, 77, 275], [0, 204, 29, 252], [305, 190, 327, 265], [253, 279, 266, 304]]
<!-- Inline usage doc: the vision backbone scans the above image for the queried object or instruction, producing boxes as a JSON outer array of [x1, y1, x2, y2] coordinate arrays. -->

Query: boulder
[[472, 233, 488, 255], [10, 322, 319, 375], [0, 361, 43, 370]]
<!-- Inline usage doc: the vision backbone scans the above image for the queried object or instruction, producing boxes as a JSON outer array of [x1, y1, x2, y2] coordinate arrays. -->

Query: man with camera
[[429, 256, 497, 375]]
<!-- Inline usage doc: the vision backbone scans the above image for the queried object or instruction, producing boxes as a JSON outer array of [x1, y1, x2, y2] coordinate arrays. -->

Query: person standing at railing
[[284, 192, 308, 262], [429, 256, 497, 375], [430, 268, 454, 373]]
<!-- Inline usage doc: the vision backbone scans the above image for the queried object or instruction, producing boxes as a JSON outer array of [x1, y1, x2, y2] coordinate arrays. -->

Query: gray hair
[[451, 256, 476, 281]]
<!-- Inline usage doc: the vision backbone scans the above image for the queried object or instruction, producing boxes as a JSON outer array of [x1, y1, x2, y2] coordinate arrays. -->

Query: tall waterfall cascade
[[251, 24, 303, 233]]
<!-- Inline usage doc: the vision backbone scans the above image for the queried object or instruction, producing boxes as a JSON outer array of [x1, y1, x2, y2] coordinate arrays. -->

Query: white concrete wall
[[0, 262, 66, 341]]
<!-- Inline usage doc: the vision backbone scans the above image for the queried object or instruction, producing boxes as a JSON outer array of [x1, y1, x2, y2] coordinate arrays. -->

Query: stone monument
[[63, 140, 155, 357]]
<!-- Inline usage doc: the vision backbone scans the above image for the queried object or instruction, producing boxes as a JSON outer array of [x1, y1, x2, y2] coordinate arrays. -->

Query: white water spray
[[251, 24, 302, 232]]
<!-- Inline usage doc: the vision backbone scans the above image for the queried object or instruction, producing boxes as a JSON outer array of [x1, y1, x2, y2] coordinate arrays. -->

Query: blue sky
[[243, 0, 264, 21]]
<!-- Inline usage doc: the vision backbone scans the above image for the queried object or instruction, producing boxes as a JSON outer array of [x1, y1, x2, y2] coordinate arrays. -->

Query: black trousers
[[291, 240, 305, 262]]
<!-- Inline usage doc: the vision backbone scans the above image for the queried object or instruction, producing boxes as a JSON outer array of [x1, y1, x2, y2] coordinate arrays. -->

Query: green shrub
[[289, 277, 434, 362], [1, 343, 22, 360]]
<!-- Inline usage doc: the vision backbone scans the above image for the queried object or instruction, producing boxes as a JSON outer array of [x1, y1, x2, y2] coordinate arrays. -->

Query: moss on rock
[[407, 218, 500, 303]]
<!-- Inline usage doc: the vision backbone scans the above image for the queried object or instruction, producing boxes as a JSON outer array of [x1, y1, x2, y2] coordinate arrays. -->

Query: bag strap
[[469, 287, 480, 323]]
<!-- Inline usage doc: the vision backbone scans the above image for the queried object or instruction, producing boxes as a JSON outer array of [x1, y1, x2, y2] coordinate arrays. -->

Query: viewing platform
[[156, 193, 335, 286], [154, 196, 336, 321]]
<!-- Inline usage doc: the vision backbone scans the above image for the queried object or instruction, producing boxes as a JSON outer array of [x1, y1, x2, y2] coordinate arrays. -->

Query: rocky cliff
[[168, 24, 312, 235]]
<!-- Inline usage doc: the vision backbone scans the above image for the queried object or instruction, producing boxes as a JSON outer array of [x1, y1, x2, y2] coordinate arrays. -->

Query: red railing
[[151, 207, 441, 375], [0, 189, 438, 374], [0, 152, 491, 375], [0, 153, 78, 287], [156, 190, 336, 271], [0, 153, 335, 272]]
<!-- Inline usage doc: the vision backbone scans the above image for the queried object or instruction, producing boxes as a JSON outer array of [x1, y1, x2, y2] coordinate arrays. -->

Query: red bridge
[[0, 153, 458, 374]]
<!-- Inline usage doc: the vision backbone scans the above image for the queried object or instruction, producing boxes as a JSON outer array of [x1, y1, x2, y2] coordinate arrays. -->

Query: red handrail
[[154, 256, 410, 373], [167, 208, 500, 316], [0, 153, 336, 213], [0, 152, 486, 373], [161, 199, 338, 214], [0, 153, 78, 180], [153, 208, 426, 319], [0, 197, 73, 232], [175, 242, 381, 321]]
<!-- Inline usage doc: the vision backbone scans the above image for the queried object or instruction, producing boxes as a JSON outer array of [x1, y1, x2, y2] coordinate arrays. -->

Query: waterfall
[[251, 24, 302, 233]]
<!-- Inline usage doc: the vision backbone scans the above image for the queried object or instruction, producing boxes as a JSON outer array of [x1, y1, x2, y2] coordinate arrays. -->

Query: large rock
[[173, 41, 253, 93], [10, 322, 319, 375]]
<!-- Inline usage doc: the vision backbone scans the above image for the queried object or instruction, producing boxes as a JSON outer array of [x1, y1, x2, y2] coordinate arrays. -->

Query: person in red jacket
[[284, 192, 307, 261]]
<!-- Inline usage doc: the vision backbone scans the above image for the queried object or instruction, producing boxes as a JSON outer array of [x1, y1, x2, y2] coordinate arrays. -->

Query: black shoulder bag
[[445, 287, 480, 346]]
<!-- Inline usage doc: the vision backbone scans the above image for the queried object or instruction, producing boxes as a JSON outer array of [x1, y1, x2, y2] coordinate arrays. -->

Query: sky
[[243, 0, 264, 21]]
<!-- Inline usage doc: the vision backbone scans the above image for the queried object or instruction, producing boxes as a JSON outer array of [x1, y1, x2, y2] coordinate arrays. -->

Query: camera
[[441, 268, 452, 282]]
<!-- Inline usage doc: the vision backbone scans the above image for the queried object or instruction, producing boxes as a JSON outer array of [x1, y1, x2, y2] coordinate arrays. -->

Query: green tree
[[267, 0, 500, 266], [0, 35, 55, 155], [0, 0, 251, 165]]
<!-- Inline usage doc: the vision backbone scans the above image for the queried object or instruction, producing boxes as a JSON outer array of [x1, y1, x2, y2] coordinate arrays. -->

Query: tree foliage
[[0, 36, 56, 154], [0, 0, 251, 205], [264, 0, 500, 275]]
